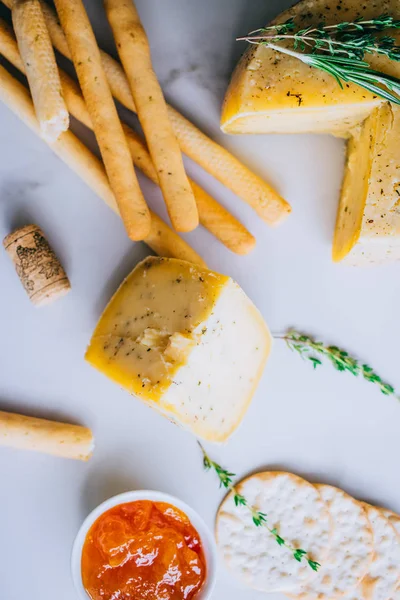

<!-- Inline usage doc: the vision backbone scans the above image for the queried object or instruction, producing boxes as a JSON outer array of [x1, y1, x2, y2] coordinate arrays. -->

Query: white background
[[0, 1, 400, 599]]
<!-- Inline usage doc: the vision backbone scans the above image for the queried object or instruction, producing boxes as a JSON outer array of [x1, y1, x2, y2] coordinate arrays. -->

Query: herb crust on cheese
[[86, 257, 272, 442], [222, 0, 400, 264]]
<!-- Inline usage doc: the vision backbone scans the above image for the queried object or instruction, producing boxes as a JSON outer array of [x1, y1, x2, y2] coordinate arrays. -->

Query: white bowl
[[71, 490, 217, 600]]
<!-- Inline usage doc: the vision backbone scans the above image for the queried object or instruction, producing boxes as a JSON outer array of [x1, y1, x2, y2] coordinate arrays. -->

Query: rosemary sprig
[[237, 15, 400, 104], [199, 442, 320, 571], [275, 330, 399, 399]]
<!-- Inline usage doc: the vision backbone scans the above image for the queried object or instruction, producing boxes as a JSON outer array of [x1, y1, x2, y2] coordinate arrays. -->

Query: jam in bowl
[[71, 490, 217, 600]]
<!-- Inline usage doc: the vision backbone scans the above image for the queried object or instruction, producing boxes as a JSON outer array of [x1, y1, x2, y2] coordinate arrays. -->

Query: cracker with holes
[[345, 505, 400, 600], [215, 472, 332, 593], [381, 508, 400, 538], [292, 485, 374, 600], [381, 509, 400, 600]]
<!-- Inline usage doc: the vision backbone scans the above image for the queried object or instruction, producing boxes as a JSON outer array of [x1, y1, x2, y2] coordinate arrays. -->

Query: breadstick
[[122, 129, 255, 254], [97, 49, 290, 226], [167, 107, 290, 225], [53, 0, 151, 241], [144, 212, 206, 264], [189, 181, 255, 255], [12, 0, 68, 142], [0, 0, 290, 225], [105, 0, 198, 233], [0, 62, 206, 267], [0, 19, 254, 254], [0, 18, 24, 69], [0, 409, 93, 460]]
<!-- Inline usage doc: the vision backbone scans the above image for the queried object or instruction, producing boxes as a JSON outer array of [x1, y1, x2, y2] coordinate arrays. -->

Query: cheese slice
[[222, 0, 400, 263], [334, 103, 400, 263], [85, 257, 272, 442]]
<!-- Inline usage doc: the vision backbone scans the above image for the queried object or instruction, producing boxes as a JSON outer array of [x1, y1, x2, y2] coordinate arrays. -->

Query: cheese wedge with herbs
[[222, 0, 400, 264], [86, 257, 271, 442]]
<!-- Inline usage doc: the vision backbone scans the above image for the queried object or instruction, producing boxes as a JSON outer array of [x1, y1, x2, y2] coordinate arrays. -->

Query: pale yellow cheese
[[222, 0, 400, 263], [333, 107, 380, 262], [334, 103, 400, 263], [86, 257, 272, 442]]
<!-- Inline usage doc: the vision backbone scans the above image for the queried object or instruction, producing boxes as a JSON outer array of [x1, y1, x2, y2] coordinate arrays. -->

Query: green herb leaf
[[308, 559, 321, 571], [198, 442, 320, 571], [234, 493, 247, 507], [237, 14, 400, 104], [293, 548, 308, 561], [275, 330, 399, 401], [310, 357, 322, 369]]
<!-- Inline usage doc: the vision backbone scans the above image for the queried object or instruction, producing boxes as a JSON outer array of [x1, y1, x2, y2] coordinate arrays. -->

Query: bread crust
[[12, 0, 68, 142], [0, 62, 206, 266], [53, 0, 151, 241], [0, 410, 93, 460], [0, 18, 254, 255], [105, 0, 198, 233], [1, 0, 290, 225]]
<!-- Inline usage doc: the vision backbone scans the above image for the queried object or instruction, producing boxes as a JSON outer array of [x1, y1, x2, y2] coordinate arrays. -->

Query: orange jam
[[81, 500, 207, 600]]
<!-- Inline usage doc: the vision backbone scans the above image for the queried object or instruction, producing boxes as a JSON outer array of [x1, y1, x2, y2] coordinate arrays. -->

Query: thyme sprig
[[237, 15, 400, 104], [199, 442, 320, 571], [275, 330, 399, 399]]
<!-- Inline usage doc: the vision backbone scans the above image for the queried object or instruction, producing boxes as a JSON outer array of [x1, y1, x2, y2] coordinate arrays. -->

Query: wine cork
[[3, 224, 70, 306]]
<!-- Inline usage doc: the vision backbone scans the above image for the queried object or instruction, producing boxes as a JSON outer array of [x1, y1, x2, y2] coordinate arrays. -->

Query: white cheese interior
[[224, 104, 379, 136], [158, 280, 271, 442]]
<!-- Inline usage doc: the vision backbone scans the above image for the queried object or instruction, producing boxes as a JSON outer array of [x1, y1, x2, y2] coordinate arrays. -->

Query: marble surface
[[1, 1, 400, 599]]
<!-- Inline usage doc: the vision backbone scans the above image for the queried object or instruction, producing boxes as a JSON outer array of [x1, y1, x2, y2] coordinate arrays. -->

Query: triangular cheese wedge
[[222, 0, 400, 263], [335, 103, 400, 263], [86, 257, 272, 442]]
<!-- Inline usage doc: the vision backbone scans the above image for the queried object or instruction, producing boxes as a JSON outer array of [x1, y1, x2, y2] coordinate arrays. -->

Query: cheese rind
[[333, 108, 379, 262], [86, 257, 272, 442]]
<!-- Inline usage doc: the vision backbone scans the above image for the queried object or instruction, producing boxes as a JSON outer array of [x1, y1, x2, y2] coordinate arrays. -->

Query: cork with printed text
[[3, 224, 71, 306]]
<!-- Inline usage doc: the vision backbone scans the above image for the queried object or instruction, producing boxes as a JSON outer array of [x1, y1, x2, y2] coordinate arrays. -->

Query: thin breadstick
[[53, 0, 151, 241], [0, 18, 24, 69], [97, 48, 291, 226], [0, 18, 255, 254], [59, 75, 253, 255], [12, 0, 68, 142], [144, 212, 206, 263], [0, 0, 290, 225], [0, 409, 93, 460], [0, 62, 206, 267], [122, 129, 256, 255], [105, 0, 198, 233], [167, 107, 290, 225], [190, 181, 255, 255], [0, 17, 90, 129]]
